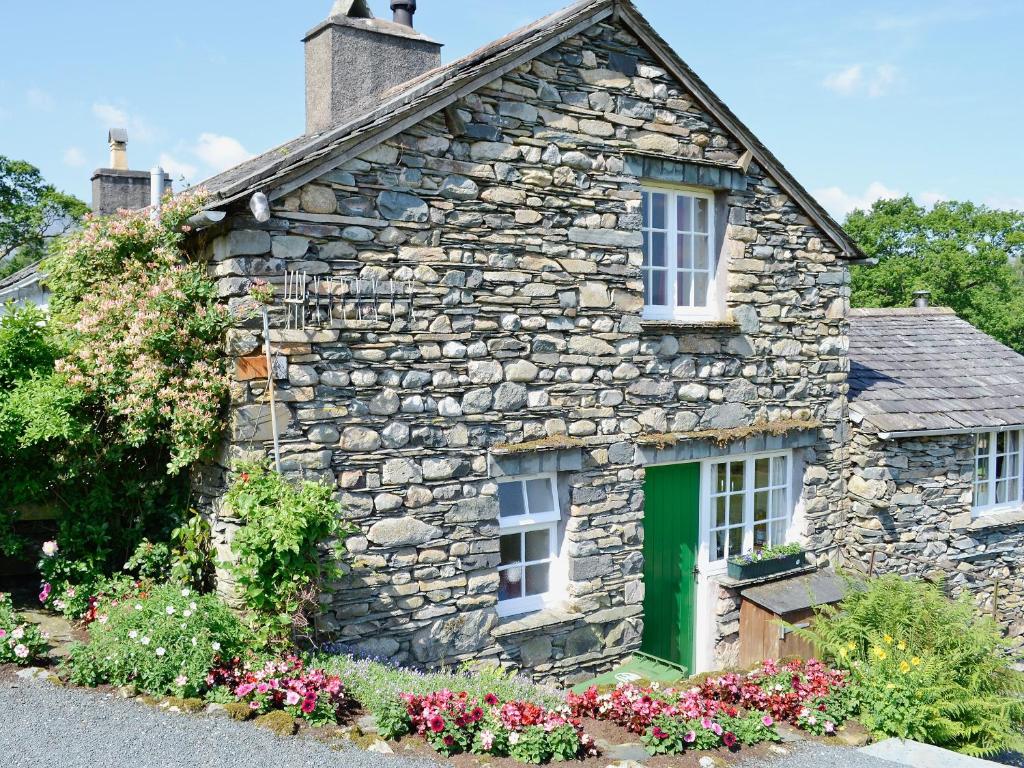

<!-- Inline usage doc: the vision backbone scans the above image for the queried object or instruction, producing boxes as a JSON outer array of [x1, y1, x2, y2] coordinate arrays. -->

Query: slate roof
[[848, 307, 1024, 437], [197, 0, 865, 260], [0, 262, 42, 293]]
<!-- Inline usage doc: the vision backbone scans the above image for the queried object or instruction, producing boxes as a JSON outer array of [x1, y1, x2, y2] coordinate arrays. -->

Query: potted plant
[[727, 543, 807, 581]]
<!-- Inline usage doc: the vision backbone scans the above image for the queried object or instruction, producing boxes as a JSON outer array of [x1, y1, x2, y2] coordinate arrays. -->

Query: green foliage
[[226, 463, 355, 644], [64, 584, 250, 697], [641, 715, 720, 754], [0, 156, 87, 277], [169, 511, 215, 593], [719, 712, 782, 746], [0, 592, 48, 665], [124, 540, 172, 580], [801, 574, 1024, 756], [848, 197, 1024, 352]]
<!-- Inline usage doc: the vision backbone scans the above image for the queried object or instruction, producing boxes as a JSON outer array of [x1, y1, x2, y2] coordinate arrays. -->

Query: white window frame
[[640, 184, 717, 322], [700, 450, 794, 572], [973, 429, 1024, 517], [496, 473, 561, 618]]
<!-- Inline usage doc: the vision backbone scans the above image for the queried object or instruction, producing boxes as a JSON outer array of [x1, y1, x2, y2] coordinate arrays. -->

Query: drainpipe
[[150, 166, 166, 221]]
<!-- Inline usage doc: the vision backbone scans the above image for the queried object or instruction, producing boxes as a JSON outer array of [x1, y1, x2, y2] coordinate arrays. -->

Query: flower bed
[[566, 659, 850, 756], [0, 593, 47, 666], [400, 690, 597, 763]]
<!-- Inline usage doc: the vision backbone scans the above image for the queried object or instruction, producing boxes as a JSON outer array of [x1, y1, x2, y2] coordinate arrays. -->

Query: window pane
[[754, 490, 768, 522], [729, 462, 745, 493], [713, 463, 726, 494], [650, 232, 666, 267], [678, 234, 692, 269], [977, 455, 990, 483], [769, 520, 785, 546], [1009, 477, 1020, 504], [753, 522, 768, 549], [772, 456, 787, 485], [998, 431, 1008, 455], [525, 478, 554, 514], [771, 489, 786, 517], [715, 496, 727, 528], [524, 528, 551, 561], [641, 192, 650, 228], [678, 195, 692, 232], [498, 483, 525, 518], [977, 432, 990, 455], [651, 193, 667, 230], [1011, 431, 1021, 453], [755, 459, 770, 489], [728, 526, 742, 558], [714, 530, 726, 561], [695, 197, 709, 233], [650, 270, 667, 305], [996, 453, 1007, 483], [693, 273, 708, 307], [693, 234, 709, 270], [525, 563, 550, 596], [677, 271, 692, 307], [996, 479, 1009, 505], [729, 493, 743, 526], [642, 231, 650, 265], [499, 568, 523, 600], [975, 481, 990, 508], [499, 533, 521, 566]]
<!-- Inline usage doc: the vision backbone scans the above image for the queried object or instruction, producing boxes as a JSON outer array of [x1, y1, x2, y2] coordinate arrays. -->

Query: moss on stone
[[224, 702, 256, 722], [162, 696, 205, 713], [490, 434, 586, 455], [637, 418, 822, 449], [253, 710, 298, 736]]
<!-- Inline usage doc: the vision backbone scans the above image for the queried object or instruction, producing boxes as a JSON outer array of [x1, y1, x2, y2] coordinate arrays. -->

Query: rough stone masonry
[[193, 17, 852, 683]]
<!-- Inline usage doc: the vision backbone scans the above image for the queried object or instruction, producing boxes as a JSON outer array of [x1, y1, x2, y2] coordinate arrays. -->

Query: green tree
[[848, 196, 1024, 352], [0, 156, 88, 278]]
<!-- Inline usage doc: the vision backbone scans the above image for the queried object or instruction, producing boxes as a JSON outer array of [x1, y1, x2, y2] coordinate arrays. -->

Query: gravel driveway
[[0, 677, 440, 768], [735, 743, 899, 767]]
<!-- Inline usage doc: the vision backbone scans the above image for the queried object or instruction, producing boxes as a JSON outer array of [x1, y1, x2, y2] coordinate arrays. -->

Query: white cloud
[[814, 182, 904, 220], [27, 87, 55, 111], [63, 147, 86, 168], [91, 102, 155, 142], [984, 195, 1024, 212], [918, 191, 949, 208], [193, 133, 253, 173], [159, 152, 199, 184], [823, 64, 898, 97]]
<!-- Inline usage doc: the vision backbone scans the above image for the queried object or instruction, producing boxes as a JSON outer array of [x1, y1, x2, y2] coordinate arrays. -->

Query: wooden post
[[262, 307, 282, 474]]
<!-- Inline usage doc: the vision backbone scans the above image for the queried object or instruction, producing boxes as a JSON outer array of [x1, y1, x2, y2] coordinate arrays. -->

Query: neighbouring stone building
[[846, 306, 1024, 649]]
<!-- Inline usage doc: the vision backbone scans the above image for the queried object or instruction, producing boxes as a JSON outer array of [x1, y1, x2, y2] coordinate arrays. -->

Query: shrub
[[64, 583, 250, 697], [801, 574, 1024, 756], [226, 463, 355, 643], [124, 540, 172, 580], [0, 593, 48, 665]]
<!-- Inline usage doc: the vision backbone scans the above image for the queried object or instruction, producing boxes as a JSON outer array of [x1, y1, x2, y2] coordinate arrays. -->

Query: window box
[[727, 547, 807, 581]]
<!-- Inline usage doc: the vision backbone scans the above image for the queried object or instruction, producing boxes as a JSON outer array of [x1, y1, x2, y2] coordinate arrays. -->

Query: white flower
[[191, 638, 197, 647], [175, 675, 188, 686], [155, 647, 166, 657], [165, 606, 175, 615], [129, 631, 138, 639], [181, 589, 191, 598], [11, 627, 24, 640], [141, 637, 151, 646], [41, 541, 58, 557], [211, 642, 221, 652], [98, 615, 109, 625], [183, 610, 192, 618], [135, 604, 143, 611], [508, 732, 520, 745], [13, 644, 29, 659], [189, 602, 197, 611]]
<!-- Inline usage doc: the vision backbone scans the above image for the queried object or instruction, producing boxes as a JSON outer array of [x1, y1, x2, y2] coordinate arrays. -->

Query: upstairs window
[[974, 430, 1023, 515], [496, 475, 561, 617], [641, 187, 716, 321]]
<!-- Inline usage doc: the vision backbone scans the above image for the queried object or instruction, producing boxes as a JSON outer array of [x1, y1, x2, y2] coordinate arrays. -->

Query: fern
[[795, 573, 1024, 756]]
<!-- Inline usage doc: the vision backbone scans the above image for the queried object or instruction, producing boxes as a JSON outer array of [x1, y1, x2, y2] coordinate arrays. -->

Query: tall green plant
[[226, 463, 355, 645], [798, 574, 1024, 756]]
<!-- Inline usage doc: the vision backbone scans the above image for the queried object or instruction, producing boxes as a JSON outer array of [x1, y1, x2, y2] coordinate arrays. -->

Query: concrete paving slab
[[861, 738, 1006, 767]]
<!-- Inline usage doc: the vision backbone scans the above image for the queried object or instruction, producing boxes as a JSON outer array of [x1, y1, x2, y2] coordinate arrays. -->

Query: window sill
[[960, 506, 1024, 532], [492, 606, 583, 638], [640, 319, 740, 333]]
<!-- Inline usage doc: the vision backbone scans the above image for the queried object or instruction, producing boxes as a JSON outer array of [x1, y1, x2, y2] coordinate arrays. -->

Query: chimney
[[304, 0, 442, 135], [913, 290, 931, 308], [91, 129, 172, 216]]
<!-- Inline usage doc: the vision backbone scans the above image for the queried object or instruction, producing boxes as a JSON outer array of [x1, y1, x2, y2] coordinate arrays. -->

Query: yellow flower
[[884, 634, 893, 645], [839, 647, 848, 658], [911, 656, 921, 666], [897, 640, 907, 651], [899, 661, 911, 673], [886, 682, 895, 689], [872, 646, 887, 660], [847, 641, 856, 650]]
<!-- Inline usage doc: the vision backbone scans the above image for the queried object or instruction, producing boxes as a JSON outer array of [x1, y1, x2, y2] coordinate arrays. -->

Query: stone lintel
[[488, 446, 584, 478], [623, 152, 747, 191], [637, 420, 821, 465]]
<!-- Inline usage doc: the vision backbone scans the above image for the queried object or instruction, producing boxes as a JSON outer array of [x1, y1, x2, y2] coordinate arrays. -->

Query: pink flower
[[825, 721, 835, 734], [175, 675, 188, 687], [684, 730, 697, 743], [700, 717, 714, 729], [39, 583, 51, 603], [14, 644, 29, 659], [0, 629, 6, 640], [711, 722, 723, 736], [762, 715, 774, 727]]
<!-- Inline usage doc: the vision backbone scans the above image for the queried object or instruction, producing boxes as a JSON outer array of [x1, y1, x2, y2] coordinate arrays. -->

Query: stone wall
[[844, 428, 1024, 651], [195, 18, 851, 681]]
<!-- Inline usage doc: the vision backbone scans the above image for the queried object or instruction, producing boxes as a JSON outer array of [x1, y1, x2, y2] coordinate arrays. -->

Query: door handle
[[692, 565, 700, 578]]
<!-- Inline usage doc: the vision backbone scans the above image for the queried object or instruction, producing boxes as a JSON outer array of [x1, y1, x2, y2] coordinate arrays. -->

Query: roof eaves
[[613, 0, 868, 262]]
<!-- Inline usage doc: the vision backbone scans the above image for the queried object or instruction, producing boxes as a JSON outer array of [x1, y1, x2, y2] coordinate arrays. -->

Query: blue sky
[[2, 0, 1021, 220]]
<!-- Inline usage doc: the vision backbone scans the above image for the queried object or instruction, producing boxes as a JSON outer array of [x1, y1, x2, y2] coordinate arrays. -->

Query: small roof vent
[[330, 0, 372, 18], [913, 290, 931, 308]]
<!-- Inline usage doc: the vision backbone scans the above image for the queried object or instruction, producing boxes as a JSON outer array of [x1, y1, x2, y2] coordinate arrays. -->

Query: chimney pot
[[391, 0, 416, 27], [108, 128, 129, 171], [913, 290, 931, 308], [92, 129, 171, 215]]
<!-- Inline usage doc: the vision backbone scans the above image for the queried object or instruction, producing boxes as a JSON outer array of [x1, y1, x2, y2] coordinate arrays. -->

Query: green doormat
[[570, 653, 687, 693]]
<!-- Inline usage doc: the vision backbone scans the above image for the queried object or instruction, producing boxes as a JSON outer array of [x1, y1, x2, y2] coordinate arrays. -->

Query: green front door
[[641, 462, 700, 672]]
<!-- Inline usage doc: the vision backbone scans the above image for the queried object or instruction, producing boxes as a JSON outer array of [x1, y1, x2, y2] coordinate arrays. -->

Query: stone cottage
[[846, 305, 1024, 646], [186, 0, 867, 683]]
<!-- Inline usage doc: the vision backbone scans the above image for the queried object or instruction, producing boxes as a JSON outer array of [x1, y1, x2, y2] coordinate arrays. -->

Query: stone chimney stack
[[91, 129, 171, 215], [304, 0, 442, 135]]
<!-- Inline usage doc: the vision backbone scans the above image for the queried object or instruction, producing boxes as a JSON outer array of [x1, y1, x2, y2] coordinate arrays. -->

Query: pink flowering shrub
[[0, 593, 48, 666], [567, 659, 848, 756], [209, 656, 353, 726], [43, 187, 231, 474], [400, 690, 597, 763]]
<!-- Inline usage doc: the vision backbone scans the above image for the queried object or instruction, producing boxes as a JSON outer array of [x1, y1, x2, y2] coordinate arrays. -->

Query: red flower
[[428, 716, 445, 733], [722, 732, 737, 748], [484, 694, 499, 706], [652, 727, 668, 740], [443, 735, 455, 747]]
